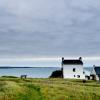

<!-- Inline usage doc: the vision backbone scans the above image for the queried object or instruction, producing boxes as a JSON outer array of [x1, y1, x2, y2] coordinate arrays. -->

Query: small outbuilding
[[84, 70, 91, 80], [91, 65, 100, 81]]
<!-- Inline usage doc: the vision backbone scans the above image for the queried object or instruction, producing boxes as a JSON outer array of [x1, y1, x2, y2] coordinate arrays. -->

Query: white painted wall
[[63, 65, 85, 79], [91, 67, 96, 75], [96, 75, 99, 81]]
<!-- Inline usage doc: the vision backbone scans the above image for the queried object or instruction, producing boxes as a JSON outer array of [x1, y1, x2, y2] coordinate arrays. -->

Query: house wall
[[96, 75, 99, 81], [91, 67, 99, 81], [91, 67, 96, 75], [63, 65, 85, 79]]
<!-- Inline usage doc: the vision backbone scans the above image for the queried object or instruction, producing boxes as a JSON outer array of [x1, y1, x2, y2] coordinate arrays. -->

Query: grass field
[[0, 77, 100, 100]]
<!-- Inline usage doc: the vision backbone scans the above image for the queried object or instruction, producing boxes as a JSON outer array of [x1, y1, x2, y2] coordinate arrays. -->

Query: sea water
[[0, 67, 60, 78], [0, 67, 92, 78]]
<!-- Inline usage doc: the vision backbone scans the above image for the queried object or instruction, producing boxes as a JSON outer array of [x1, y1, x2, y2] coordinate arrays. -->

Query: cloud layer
[[0, 0, 100, 58]]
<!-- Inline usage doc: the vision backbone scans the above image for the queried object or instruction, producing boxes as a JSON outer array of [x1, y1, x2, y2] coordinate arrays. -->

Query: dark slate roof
[[94, 67, 100, 75], [62, 60, 83, 65]]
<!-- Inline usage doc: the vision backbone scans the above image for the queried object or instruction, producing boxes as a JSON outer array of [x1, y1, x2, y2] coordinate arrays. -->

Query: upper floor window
[[73, 68, 76, 72]]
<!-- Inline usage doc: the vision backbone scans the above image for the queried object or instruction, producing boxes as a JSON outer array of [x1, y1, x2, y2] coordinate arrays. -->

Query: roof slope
[[62, 59, 83, 65], [94, 67, 100, 75]]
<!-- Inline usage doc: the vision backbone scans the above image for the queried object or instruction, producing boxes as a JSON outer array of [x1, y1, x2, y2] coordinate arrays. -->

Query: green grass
[[0, 77, 100, 100]]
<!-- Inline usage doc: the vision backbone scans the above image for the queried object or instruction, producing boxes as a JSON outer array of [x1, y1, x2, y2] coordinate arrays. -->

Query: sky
[[0, 0, 100, 67]]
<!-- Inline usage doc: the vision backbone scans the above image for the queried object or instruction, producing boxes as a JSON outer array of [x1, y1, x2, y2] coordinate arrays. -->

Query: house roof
[[62, 59, 83, 65], [94, 67, 100, 75]]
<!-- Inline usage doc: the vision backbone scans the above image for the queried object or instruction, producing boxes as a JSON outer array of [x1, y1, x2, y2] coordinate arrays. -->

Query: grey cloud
[[0, 0, 100, 58]]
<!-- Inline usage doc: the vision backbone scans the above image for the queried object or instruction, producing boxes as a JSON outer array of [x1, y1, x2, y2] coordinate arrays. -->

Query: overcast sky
[[0, 0, 100, 67]]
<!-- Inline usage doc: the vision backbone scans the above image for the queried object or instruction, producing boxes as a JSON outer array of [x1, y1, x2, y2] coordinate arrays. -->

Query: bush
[[50, 70, 63, 78]]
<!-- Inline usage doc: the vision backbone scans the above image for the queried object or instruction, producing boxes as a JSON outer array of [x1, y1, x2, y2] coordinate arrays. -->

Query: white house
[[62, 57, 85, 79], [91, 65, 100, 81]]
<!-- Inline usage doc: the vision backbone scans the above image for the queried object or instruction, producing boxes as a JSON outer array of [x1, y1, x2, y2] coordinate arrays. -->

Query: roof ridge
[[62, 59, 83, 65]]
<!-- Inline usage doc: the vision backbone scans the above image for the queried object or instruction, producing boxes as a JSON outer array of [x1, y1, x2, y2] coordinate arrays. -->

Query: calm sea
[[83, 67, 92, 72], [0, 67, 61, 78], [0, 67, 92, 78]]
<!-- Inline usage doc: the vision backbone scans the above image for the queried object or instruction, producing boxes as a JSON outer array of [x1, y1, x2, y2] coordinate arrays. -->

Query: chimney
[[79, 57, 82, 61], [93, 65, 95, 68], [62, 57, 64, 62]]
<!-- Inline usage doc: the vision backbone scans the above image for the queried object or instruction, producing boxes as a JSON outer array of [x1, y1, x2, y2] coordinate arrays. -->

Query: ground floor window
[[77, 75, 80, 78]]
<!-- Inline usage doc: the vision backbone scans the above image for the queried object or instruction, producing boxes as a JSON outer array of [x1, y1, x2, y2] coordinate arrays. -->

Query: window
[[73, 68, 76, 72], [83, 71, 85, 74], [77, 75, 80, 78]]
